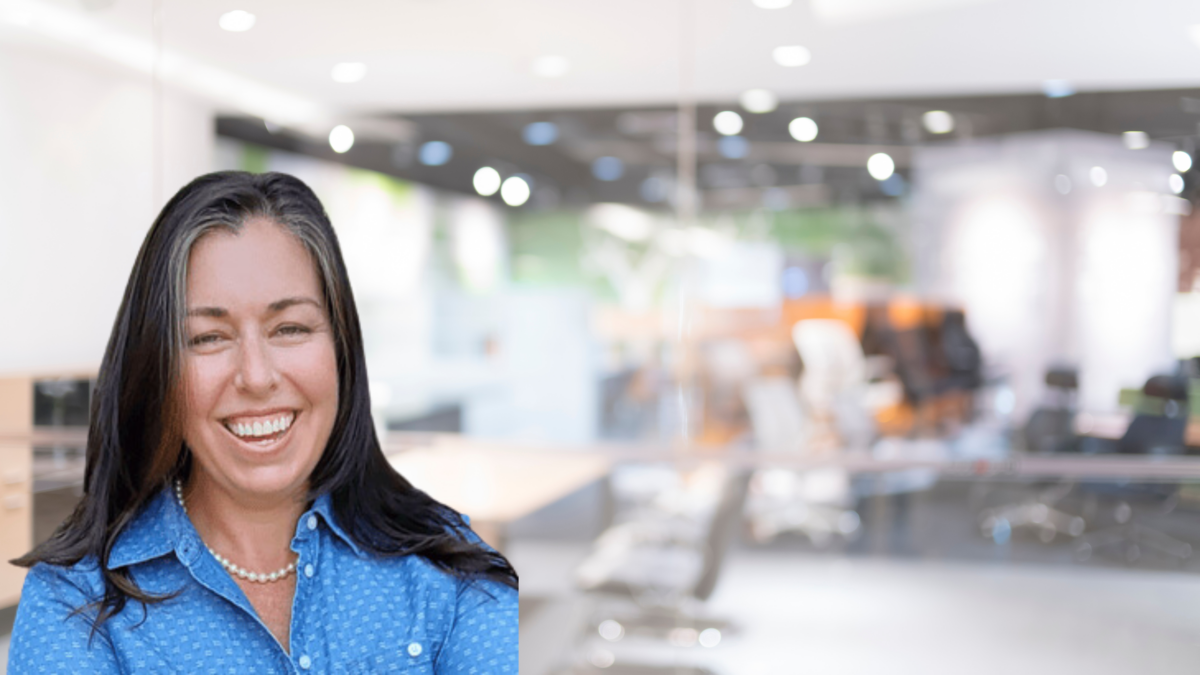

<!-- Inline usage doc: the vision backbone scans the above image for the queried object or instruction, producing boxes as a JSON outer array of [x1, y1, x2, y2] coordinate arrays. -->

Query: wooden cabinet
[[0, 375, 33, 608]]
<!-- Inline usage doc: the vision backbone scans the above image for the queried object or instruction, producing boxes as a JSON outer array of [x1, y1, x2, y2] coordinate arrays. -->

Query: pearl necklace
[[174, 480, 297, 584]]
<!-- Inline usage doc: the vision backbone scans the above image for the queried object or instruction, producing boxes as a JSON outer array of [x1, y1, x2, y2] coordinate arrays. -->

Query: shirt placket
[[289, 511, 324, 673]]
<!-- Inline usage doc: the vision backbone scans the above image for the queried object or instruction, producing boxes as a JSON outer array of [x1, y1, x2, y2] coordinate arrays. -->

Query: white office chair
[[571, 467, 750, 673], [792, 318, 886, 452], [741, 374, 860, 546]]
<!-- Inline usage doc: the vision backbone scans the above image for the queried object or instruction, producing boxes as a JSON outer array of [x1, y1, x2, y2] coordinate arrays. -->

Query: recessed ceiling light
[[219, 10, 255, 32], [772, 45, 811, 67], [752, 0, 793, 8], [867, 153, 894, 180], [329, 125, 354, 153], [592, 156, 625, 182], [1122, 131, 1150, 150], [1174, 150, 1193, 173], [713, 111, 744, 136], [532, 55, 570, 79], [789, 117, 818, 142], [922, 110, 954, 134], [523, 122, 559, 146], [641, 176, 670, 203], [880, 174, 905, 197], [331, 62, 367, 84], [1042, 79, 1074, 98], [419, 141, 453, 166], [811, 0, 995, 24], [1188, 25, 1200, 49], [1054, 174, 1072, 195], [740, 89, 778, 114], [1090, 166, 1107, 187], [501, 176, 531, 206], [474, 167, 502, 196], [1170, 173, 1185, 194], [718, 136, 749, 159]]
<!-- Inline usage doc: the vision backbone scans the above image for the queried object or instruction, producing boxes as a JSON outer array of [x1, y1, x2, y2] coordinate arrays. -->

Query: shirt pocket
[[332, 644, 434, 674]]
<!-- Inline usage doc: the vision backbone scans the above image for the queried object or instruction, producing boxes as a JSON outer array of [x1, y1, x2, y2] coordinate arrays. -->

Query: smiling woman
[[6, 172, 518, 672]]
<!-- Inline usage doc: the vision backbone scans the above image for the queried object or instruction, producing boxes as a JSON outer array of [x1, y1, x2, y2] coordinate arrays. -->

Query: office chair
[[1023, 367, 1079, 454], [1075, 373, 1193, 564], [740, 373, 861, 547], [792, 319, 879, 451], [936, 309, 983, 393], [987, 367, 1079, 538], [1116, 374, 1188, 455], [976, 367, 1087, 544], [861, 304, 984, 432], [574, 469, 751, 645]]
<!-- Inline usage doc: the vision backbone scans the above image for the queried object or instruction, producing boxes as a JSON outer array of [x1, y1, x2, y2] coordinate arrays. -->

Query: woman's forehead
[[186, 218, 322, 310]]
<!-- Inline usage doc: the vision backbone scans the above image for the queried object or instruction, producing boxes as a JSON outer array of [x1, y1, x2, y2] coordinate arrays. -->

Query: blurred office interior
[[5, 0, 1200, 672]]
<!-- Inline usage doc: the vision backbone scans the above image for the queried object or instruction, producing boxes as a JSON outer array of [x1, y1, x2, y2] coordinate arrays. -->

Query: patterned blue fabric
[[8, 486, 518, 673]]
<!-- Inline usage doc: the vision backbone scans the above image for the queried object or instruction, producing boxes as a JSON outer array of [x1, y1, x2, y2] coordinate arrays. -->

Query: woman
[[9, 171, 519, 672]]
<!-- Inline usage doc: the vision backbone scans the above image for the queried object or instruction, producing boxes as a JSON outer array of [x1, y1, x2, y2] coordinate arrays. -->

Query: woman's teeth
[[226, 413, 294, 439]]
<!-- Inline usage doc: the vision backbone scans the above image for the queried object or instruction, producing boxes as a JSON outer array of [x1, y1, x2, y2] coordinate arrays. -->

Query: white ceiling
[[9, 0, 1200, 116]]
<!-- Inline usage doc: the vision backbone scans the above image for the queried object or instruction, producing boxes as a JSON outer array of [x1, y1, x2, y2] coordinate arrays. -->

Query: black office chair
[[1023, 367, 1079, 454], [1116, 374, 1188, 455], [936, 309, 983, 393], [978, 368, 1086, 544], [1076, 373, 1193, 564]]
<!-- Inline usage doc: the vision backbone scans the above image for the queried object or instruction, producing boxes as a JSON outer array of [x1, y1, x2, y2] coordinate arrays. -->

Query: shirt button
[[298, 654, 311, 670], [304, 563, 315, 578], [307, 515, 318, 531], [407, 641, 423, 657]]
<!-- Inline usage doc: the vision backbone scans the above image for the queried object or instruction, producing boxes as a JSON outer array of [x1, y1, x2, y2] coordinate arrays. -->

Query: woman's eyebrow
[[185, 298, 318, 317], [187, 306, 227, 318], [267, 296, 322, 313]]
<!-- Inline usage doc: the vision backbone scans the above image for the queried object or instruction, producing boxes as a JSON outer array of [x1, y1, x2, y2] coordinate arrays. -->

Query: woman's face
[[180, 217, 339, 502]]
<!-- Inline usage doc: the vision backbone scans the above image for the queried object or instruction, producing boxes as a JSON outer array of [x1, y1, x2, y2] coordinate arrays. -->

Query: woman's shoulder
[[9, 559, 127, 674], [21, 556, 106, 602], [349, 543, 515, 607]]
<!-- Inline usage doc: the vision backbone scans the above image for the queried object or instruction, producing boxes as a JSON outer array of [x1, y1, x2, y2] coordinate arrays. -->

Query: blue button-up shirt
[[8, 486, 518, 673]]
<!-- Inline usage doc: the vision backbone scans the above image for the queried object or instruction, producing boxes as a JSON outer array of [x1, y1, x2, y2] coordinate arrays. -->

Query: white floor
[[511, 541, 1200, 675]]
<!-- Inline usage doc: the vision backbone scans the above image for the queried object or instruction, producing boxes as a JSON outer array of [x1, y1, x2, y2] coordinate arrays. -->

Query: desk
[[385, 436, 611, 552]]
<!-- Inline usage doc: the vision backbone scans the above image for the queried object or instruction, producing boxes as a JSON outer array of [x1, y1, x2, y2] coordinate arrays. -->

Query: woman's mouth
[[222, 411, 297, 446]]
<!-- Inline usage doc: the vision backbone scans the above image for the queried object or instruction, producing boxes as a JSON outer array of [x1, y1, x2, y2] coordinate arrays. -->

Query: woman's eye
[[276, 324, 312, 337], [188, 334, 223, 347]]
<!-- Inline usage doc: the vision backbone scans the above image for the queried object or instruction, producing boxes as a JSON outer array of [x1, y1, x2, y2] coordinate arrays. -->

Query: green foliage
[[507, 206, 909, 290], [508, 211, 589, 286], [766, 207, 907, 281], [240, 145, 269, 174]]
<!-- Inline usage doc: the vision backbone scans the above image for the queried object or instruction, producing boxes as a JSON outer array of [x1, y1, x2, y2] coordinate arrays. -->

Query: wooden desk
[[385, 437, 611, 553]]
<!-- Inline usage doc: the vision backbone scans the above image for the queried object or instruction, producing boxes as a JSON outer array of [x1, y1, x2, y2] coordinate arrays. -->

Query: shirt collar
[[107, 484, 184, 570], [309, 492, 365, 557], [106, 484, 366, 570]]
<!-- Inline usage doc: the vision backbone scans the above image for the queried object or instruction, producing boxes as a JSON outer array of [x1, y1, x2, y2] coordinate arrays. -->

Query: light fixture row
[[473, 167, 531, 206]]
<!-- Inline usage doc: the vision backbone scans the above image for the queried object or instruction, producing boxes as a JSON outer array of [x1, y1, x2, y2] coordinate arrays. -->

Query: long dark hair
[[15, 171, 517, 628]]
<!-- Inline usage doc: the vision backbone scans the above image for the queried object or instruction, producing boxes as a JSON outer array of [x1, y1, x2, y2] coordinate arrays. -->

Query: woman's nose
[[234, 335, 280, 394]]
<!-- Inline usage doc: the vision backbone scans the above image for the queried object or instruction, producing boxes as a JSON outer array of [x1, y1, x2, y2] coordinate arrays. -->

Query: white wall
[[914, 130, 1181, 418], [464, 289, 598, 444], [0, 44, 213, 375]]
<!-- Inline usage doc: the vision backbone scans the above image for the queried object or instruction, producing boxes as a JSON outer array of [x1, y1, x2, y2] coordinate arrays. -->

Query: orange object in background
[[781, 297, 866, 338], [874, 400, 915, 437], [886, 295, 926, 331], [601, 294, 979, 446]]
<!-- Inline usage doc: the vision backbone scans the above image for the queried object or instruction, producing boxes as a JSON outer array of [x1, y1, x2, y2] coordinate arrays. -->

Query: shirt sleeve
[[435, 578, 519, 675], [8, 563, 121, 674]]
